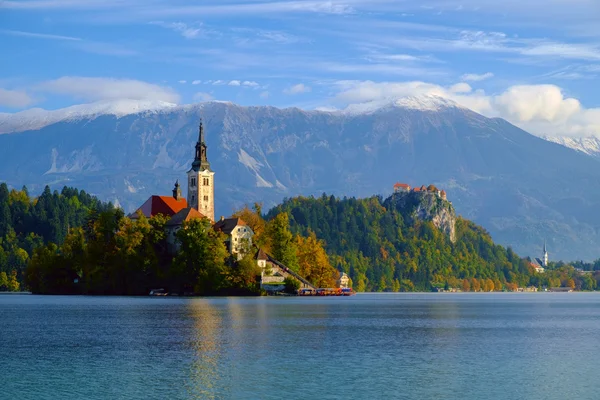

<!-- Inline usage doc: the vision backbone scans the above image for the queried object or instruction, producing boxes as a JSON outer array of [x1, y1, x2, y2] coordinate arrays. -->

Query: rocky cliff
[[384, 190, 456, 242]]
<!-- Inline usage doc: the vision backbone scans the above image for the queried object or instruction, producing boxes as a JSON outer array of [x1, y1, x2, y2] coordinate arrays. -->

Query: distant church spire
[[543, 239, 549, 267], [191, 118, 211, 172]]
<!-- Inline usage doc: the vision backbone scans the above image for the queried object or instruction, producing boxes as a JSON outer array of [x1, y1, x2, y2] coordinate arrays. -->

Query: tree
[[0, 271, 7, 291], [224, 253, 261, 295], [7, 269, 20, 292], [471, 278, 481, 292], [172, 218, 229, 295], [283, 277, 300, 294], [232, 203, 268, 250], [267, 213, 298, 271], [462, 279, 470, 292], [295, 230, 339, 288]]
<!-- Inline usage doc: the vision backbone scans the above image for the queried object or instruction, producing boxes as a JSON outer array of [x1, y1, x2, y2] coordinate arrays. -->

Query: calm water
[[2, 293, 600, 400]]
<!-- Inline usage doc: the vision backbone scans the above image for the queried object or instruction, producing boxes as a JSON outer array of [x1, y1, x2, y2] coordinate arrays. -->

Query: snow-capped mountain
[[543, 136, 600, 157], [0, 99, 178, 134], [1, 96, 600, 261]]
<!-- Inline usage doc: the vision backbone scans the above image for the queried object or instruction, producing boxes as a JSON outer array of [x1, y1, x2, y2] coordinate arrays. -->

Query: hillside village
[[128, 118, 349, 294]]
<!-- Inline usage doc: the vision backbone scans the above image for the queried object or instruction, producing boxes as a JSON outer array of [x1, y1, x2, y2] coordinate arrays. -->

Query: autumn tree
[[232, 203, 268, 250], [462, 279, 471, 292], [295, 230, 339, 288]]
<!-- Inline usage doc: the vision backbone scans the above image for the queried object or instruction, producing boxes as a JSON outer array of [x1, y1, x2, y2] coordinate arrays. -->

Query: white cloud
[[493, 85, 581, 123], [228, 80, 241, 86], [37, 77, 180, 103], [192, 80, 202, 85], [242, 81, 259, 87], [178, 80, 187, 84], [283, 83, 312, 95], [449, 83, 472, 93], [150, 21, 204, 39], [193, 92, 214, 102], [0, 29, 81, 41], [0, 88, 36, 108], [212, 80, 225, 85], [260, 91, 270, 99], [331, 80, 600, 137], [461, 72, 494, 82]]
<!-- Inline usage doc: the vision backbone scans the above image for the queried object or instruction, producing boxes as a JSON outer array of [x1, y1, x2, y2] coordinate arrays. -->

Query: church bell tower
[[187, 118, 215, 221]]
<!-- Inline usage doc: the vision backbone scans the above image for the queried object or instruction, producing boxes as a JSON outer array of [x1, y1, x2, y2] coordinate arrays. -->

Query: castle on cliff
[[394, 182, 447, 200]]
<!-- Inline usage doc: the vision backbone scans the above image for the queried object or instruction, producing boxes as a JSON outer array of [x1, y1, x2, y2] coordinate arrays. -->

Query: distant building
[[543, 240, 549, 267], [337, 272, 350, 289], [440, 190, 447, 200], [394, 183, 411, 193], [530, 261, 545, 273], [213, 217, 254, 258]]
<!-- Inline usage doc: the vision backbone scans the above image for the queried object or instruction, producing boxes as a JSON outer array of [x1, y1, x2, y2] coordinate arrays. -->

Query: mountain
[[543, 136, 600, 157], [1, 96, 600, 261]]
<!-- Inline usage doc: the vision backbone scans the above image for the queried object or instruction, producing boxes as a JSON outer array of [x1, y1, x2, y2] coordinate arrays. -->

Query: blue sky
[[1, 0, 600, 137]]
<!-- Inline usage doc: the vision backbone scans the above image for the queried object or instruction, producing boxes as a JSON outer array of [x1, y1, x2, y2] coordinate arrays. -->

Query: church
[[130, 118, 254, 256]]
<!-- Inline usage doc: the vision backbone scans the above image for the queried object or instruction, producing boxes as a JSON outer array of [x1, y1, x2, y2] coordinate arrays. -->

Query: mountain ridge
[[1, 98, 600, 260]]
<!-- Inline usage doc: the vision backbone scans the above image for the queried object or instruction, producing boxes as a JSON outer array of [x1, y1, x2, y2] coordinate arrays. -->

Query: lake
[[2, 293, 600, 399]]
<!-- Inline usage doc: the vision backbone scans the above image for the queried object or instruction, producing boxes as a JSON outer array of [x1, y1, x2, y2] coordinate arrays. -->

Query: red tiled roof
[[394, 183, 410, 188], [131, 195, 188, 219], [166, 207, 205, 226], [413, 188, 421, 192]]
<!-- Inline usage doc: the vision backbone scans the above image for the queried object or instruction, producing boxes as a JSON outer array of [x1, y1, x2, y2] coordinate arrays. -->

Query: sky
[[1, 0, 600, 137]]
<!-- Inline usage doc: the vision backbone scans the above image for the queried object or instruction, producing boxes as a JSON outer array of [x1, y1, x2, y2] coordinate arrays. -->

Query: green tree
[[0, 271, 8, 291], [267, 212, 298, 271], [172, 218, 229, 295]]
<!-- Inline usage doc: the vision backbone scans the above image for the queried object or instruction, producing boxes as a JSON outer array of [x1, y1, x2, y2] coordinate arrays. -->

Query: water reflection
[[186, 300, 226, 400]]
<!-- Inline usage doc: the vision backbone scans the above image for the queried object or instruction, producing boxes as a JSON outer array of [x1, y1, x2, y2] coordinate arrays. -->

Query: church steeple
[[192, 119, 211, 172], [543, 239, 549, 267], [172, 180, 182, 201], [187, 117, 215, 221]]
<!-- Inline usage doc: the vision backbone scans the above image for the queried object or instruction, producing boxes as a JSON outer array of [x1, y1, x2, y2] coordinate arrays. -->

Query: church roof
[[394, 183, 411, 188], [166, 207, 205, 226], [130, 195, 188, 219], [256, 248, 269, 261], [213, 217, 247, 235]]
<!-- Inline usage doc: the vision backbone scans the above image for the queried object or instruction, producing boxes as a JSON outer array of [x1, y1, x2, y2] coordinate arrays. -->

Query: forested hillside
[[0, 183, 113, 291], [267, 194, 599, 291]]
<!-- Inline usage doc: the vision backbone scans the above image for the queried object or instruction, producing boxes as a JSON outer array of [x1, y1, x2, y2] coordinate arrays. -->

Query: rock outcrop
[[384, 190, 456, 242]]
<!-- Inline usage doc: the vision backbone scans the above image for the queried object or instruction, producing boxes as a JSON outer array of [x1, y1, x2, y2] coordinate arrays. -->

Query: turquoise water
[[2, 293, 600, 399]]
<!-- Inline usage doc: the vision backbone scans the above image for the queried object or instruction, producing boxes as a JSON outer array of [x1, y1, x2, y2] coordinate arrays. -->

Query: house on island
[[256, 248, 316, 292], [337, 272, 350, 289], [213, 217, 254, 259]]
